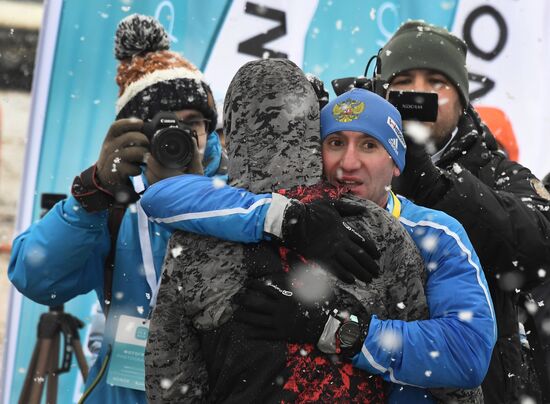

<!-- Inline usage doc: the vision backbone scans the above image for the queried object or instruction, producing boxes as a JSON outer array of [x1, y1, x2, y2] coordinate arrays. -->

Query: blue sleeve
[[8, 196, 110, 306], [353, 215, 496, 388], [140, 174, 272, 243]]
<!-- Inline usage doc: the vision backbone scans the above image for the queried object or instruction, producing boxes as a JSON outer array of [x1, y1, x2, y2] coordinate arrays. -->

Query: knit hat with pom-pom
[[114, 14, 217, 132]]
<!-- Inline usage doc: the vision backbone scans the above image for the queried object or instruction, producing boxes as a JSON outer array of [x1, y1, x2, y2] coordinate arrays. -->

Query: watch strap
[[317, 309, 342, 354]]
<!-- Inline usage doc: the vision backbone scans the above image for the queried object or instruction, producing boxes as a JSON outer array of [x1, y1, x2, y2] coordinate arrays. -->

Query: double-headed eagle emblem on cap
[[333, 98, 365, 123]]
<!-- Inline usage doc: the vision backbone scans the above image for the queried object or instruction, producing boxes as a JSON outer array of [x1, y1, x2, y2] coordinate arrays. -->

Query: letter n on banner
[[203, 0, 319, 100]]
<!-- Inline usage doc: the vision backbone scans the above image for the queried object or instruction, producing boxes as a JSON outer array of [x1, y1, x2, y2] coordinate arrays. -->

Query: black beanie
[[113, 14, 217, 133], [379, 20, 469, 106]]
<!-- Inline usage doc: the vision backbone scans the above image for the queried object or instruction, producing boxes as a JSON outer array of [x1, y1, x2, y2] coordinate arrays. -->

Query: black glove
[[391, 132, 447, 206], [282, 199, 380, 284], [96, 118, 149, 194], [233, 280, 329, 343]]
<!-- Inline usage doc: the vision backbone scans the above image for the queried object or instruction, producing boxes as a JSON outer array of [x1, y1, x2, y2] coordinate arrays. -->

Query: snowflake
[[212, 177, 226, 188], [171, 246, 183, 258], [161, 378, 173, 390], [458, 311, 473, 322]]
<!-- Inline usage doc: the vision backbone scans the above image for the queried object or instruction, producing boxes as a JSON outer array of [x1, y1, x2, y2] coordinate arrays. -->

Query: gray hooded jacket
[[145, 59, 429, 403]]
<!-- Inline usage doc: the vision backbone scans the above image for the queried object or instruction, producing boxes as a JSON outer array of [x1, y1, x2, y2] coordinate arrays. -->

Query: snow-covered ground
[[0, 90, 30, 374]]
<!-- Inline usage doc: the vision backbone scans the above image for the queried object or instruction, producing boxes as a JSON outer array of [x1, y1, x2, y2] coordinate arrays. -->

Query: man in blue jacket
[[141, 87, 496, 402], [8, 14, 227, 404]]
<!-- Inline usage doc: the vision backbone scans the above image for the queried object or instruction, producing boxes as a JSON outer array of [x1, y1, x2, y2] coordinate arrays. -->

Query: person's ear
[[393, 165, 401, 177]]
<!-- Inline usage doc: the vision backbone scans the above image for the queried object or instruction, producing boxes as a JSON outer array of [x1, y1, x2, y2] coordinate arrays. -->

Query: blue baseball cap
[[320, 88, 406, 172]]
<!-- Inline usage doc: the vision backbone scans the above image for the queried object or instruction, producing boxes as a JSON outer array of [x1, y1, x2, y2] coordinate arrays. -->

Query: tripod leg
[[28, 338, 53, 404], [71, 339, 89, 381], [46, 333, 60, 404], [18, 342, 41, 404]]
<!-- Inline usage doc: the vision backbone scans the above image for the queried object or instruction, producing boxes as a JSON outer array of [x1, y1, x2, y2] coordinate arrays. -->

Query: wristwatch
[[318, 310, 365, 357], [336, 314, 364, 358]]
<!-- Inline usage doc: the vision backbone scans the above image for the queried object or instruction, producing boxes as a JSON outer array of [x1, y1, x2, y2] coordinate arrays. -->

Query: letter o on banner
[[462, 5, 508, 61]]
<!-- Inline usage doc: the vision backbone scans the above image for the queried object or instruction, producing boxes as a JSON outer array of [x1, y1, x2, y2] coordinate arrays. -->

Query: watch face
[[338, 321, 361, 348]]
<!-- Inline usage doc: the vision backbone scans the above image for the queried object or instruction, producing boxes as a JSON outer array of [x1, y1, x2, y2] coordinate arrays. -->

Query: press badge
[[107, 315, 150, 391]]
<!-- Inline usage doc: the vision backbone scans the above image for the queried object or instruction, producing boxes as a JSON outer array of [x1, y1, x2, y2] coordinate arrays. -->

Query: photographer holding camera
[[8, 14, 226, 403], [377, 21, 550, 403]]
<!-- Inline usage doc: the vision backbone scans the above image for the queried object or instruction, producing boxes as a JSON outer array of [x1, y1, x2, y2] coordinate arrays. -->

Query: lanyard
[[133, 175, 161, 313], [386, 191, 401, 218]]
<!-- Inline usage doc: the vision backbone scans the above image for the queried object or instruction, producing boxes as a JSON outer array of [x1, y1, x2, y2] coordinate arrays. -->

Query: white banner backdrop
[[452, 0, 550, 178], [204, 0, 318, 101]]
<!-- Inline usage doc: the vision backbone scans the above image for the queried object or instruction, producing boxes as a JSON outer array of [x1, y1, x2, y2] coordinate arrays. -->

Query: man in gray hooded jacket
[[144, 59, 430, 403]]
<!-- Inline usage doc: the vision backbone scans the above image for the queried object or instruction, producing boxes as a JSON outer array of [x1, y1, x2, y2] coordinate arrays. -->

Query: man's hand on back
[[281, 199, 380, 284]]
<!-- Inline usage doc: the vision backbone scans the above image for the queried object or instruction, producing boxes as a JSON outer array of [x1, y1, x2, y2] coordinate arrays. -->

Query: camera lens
[[151, 127, 195, 169], [161, 139, 182, 156]]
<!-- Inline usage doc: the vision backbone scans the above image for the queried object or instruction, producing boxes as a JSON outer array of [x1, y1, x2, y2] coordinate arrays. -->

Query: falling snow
[[212, 177, 226, 189], [458, 311, 473, 322], [161, 378, 173, 389], [420, 234, 438, 252], [171, 246, 183, 258], [378, 329, 402, 351], [520, 396, 536, 404], [369, 8, 376, 20], [524, 300, 538, 315]]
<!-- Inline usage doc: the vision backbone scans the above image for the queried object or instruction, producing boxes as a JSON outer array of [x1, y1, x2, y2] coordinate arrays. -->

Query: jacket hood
[[223, 58, 322, 193]]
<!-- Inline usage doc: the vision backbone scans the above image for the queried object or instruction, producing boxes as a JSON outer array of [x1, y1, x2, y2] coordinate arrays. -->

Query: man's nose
[[340, 145, 361, 171]]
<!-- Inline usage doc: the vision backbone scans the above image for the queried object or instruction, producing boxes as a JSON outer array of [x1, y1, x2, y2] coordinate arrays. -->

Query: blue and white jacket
[[8, 133, 226, 404], [141, 174, 496, 403]]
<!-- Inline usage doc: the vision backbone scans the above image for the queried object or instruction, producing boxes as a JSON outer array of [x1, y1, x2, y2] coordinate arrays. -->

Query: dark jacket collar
[[436, 107, 499, 176]]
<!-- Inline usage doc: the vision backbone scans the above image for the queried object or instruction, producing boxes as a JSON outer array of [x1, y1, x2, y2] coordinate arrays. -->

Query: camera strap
[[104, 204, 126, 318], [103, 174, 162, 319]]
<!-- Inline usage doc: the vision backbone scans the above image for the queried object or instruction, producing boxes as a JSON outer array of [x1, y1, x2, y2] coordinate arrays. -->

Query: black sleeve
[[430, 161, 550, 291]]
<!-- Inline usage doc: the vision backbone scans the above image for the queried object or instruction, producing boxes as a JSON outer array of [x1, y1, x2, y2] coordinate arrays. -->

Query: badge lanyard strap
[[386, 191, 402, 218], [133, 175, 160, 316]]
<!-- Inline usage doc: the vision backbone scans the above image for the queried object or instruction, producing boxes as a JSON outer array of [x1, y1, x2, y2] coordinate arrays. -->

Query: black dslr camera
[[143, 111, 198, 169], [331, 54, 438, 122]]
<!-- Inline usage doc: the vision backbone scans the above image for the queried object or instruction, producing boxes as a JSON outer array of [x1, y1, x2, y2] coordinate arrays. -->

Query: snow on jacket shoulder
[[434, 115, 550, 290]]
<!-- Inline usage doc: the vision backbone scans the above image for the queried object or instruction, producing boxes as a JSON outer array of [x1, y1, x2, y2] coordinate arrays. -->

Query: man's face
[[388, 69, 463, 151], [322, 131, 400, 207], [174, 109, 210, 154]]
